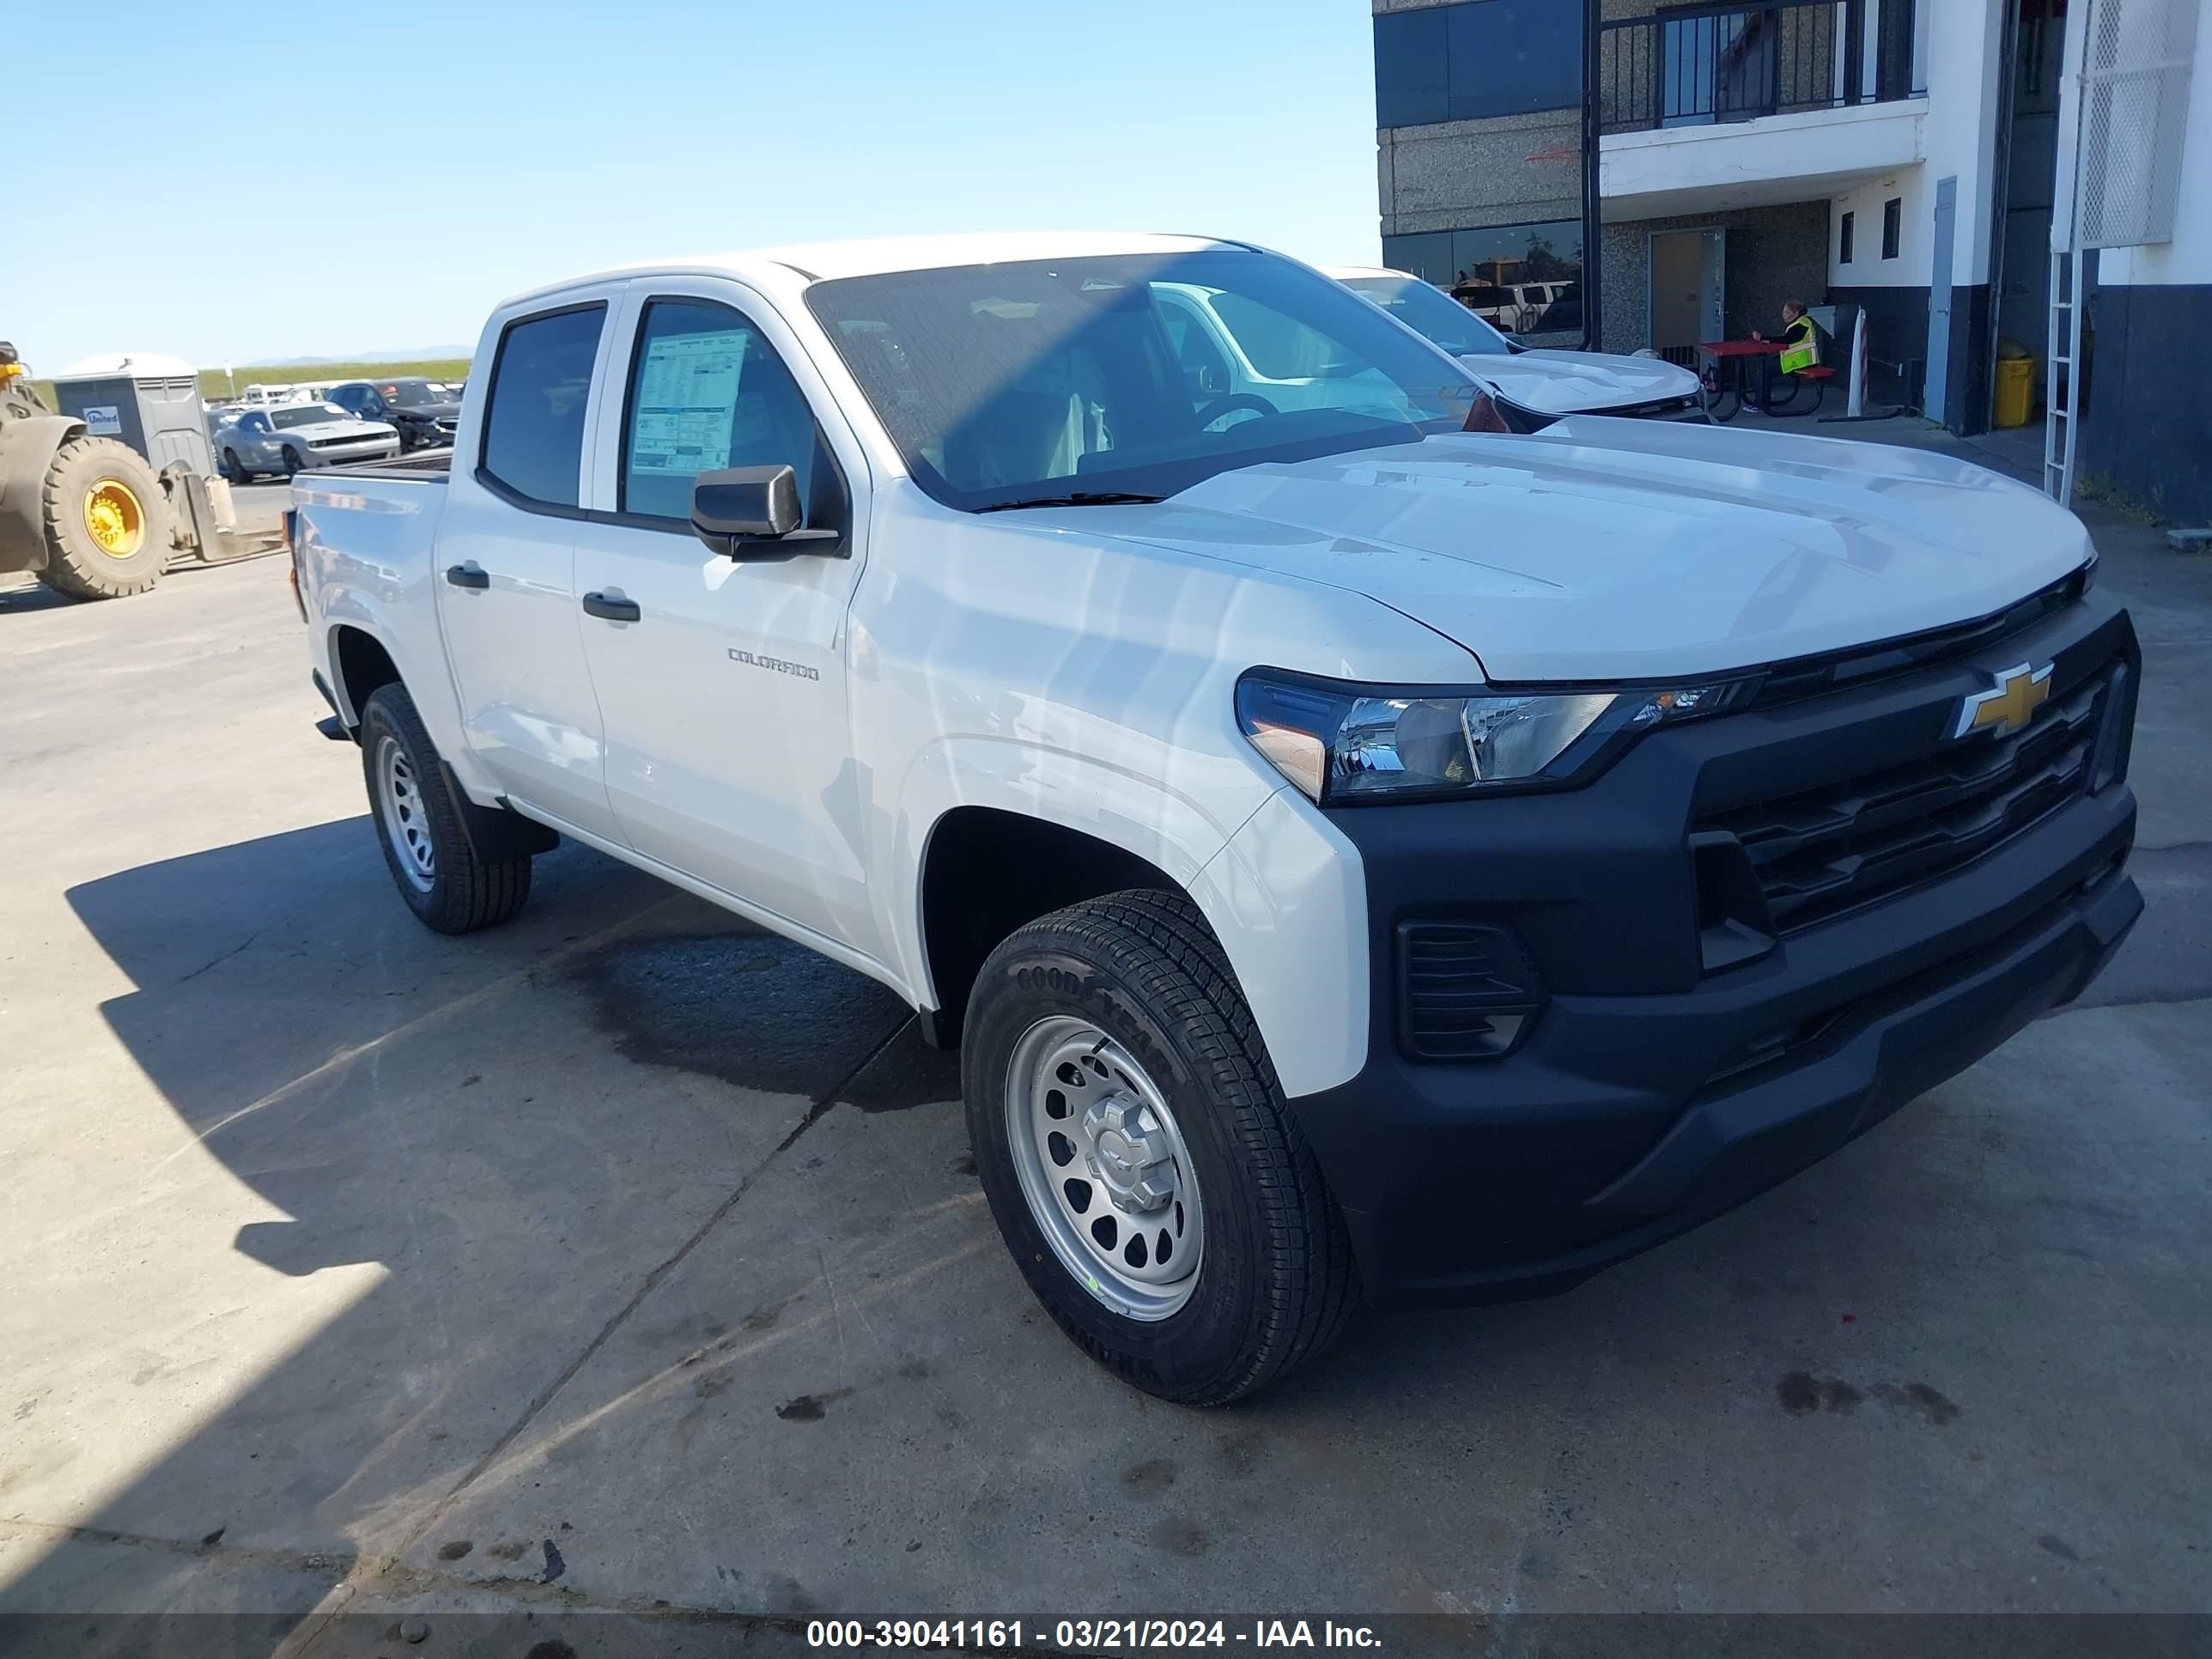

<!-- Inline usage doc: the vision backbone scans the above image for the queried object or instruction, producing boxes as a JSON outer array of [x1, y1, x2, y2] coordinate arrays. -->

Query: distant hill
[[248, 347, 475, 368]]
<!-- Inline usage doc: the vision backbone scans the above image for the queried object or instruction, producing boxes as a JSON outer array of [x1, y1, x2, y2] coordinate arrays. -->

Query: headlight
[[1237, 671, 1739, 804]]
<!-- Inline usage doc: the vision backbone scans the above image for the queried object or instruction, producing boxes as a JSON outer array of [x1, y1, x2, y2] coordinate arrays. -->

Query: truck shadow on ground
[[12, 817, 2194, 1631]]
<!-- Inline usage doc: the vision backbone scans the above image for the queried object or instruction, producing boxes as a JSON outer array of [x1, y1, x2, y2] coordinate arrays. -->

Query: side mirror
[[690, 465, 842, 561]]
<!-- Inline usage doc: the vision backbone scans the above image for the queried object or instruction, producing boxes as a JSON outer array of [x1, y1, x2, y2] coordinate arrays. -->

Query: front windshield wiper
[[974, 490, 1165, 513]]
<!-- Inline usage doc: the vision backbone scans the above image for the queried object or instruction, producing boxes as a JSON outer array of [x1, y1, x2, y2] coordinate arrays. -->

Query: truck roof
[[494, 231, 1242, 311]]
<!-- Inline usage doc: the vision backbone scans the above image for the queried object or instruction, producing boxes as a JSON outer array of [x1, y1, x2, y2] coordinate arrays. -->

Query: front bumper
[[303, 443, 401, 469], [1283, 591, 2142, 1307]]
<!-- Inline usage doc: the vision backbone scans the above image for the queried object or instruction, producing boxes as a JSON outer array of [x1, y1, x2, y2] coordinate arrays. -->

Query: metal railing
[[1599, 0, 1920, 136]]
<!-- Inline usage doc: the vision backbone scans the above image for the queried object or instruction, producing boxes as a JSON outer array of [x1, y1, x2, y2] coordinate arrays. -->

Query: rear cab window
[[479, 304, 607, 509]]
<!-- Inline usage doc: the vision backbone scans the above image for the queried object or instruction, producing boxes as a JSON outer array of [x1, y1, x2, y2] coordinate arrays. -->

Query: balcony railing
[[1600, 0, 1920, 136]]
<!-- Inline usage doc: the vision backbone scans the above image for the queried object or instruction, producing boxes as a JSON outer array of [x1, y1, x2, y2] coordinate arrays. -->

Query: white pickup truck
[[292, 233, 2142, 1404]]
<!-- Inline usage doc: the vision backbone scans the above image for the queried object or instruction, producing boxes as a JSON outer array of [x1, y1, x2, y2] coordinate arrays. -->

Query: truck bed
[[321, 446, 453, 482]]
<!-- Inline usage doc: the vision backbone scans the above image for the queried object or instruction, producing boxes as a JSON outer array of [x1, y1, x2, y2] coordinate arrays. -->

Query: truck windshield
[[1340, 276, 1514, 358], [805, 250, 1482, 512], [381, 380, 443, 406]]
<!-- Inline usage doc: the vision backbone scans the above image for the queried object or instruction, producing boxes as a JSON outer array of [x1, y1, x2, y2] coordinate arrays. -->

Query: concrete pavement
[[2, 423, 2207, 1650]]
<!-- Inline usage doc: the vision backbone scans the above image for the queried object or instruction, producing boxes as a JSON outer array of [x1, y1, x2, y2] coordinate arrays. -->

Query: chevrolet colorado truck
[[291, 233, 2142, 1405]]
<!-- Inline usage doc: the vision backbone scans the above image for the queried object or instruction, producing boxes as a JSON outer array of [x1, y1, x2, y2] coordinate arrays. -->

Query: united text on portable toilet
[[49, 352, 214, 476]]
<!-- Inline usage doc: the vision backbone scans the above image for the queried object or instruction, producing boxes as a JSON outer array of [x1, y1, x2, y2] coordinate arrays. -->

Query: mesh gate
[[2075, 0, 2199, 248]]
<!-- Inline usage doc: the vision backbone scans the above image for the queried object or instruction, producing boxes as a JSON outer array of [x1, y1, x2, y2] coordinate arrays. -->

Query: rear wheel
[[359, 684, 534, 933], [963, 890, 1359, 1405], [34, 436, 169, 600], [222, 447, 252, 484]]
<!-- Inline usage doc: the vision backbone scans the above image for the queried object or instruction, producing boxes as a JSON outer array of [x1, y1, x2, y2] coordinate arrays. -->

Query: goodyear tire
[[35, 437, 169, 600], [359, 684, 534, 934], [963, 890, 1360, 1405]]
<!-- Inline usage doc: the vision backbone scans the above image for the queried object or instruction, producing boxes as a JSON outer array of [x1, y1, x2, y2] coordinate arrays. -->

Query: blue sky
[[15, 1, 1383, 371]]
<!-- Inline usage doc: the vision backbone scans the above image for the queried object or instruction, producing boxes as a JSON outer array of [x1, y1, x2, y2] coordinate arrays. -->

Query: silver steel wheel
[[1005, 1016, 1203, 1321], [374, 733, 435, 893]]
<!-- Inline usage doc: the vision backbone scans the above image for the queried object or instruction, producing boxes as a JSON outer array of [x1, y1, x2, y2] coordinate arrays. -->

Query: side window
[[1155, 295, 1232, 396], [619, 298, 822, 523], [1206, 291, 1347, 381], [244, 411, 270, 435], [480, 305, 606, 509]]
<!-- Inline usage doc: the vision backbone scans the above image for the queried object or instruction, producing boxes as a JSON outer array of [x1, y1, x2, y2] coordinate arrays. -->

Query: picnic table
[[1698, 338, 1784, 416]]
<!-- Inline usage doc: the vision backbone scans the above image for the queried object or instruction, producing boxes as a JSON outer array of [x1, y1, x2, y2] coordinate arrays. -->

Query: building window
[[1839, 210, 1856, 265], [1380, 220, 1584, 335], [1374, 1, 1584, 127], [1881, 197, 1902, 259], [1660, 9, 1777, 126]]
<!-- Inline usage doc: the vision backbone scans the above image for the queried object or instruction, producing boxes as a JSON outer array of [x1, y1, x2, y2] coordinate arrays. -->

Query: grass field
[[28, 359, 471, 407], [195, 360, 471, 400]]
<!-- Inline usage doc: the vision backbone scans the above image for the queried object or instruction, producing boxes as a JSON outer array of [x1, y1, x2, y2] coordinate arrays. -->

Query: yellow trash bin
[[1994, 354, 2036, 428]]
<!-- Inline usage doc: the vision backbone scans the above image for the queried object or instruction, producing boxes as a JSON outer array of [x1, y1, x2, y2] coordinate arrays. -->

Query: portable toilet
[[50, 352, 214, 477]]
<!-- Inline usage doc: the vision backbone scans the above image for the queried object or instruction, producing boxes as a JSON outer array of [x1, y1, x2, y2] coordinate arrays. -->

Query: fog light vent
[[1395, 922, 1545, 1061]]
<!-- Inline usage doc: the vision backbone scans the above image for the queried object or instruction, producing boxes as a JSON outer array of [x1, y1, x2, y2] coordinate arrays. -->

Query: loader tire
[[35, 437, 169, 600]]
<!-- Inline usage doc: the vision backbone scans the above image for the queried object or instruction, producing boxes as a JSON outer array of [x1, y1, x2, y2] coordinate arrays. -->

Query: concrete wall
[[1378, 109, 1582, 240], [1598, 200, 1830, 350], [1823, 0, 2005, 295], [1814, 0, 2007, 432], [2068, 0, 2212, 523]]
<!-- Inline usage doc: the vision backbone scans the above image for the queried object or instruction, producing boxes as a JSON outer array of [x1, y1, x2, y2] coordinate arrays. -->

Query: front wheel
[[34, 436, 170, 600], [282, 446, 306, 478], [359, 684, 534, 933], [963, 890, 1359, 1405]]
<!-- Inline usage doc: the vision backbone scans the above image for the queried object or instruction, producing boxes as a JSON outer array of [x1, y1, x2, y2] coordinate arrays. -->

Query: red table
[[1698, 338, 1784, 415]]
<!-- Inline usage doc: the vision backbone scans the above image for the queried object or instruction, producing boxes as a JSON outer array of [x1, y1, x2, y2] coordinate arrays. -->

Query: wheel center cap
[[1096, 1129, 1139, 1180]]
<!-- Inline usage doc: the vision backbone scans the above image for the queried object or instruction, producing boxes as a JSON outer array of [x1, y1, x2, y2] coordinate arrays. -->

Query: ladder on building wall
[[2043, 246, 2085, 508]]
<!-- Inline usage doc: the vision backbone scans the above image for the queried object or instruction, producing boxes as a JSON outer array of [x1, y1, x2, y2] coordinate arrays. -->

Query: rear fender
[[0, 415, 84, 574]]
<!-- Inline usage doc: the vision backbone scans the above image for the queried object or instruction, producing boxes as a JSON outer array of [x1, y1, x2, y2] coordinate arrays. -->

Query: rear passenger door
[[570, 280, 878, 957], [434, 295, 627, 843]]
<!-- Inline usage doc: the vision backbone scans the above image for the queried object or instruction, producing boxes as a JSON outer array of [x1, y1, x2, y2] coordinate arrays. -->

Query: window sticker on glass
[[630, 328, 749, 477]]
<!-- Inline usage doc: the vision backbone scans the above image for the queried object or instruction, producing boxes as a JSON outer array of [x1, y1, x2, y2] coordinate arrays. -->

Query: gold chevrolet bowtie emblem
[[1953, 661, 2054, 740]]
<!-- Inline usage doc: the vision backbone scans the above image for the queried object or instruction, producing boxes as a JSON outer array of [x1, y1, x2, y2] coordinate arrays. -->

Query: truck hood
[[1084, 422, 2093, 682], [1462, 348, 1702, 416]]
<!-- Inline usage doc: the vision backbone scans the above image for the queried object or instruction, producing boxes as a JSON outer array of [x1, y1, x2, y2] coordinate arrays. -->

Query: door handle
[[580, 592, 641, 623], [444, 564, 489, 589]]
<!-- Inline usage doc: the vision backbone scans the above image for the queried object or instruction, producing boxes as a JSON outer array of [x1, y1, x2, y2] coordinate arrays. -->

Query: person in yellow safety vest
[[1753, 301, 1822, 376]]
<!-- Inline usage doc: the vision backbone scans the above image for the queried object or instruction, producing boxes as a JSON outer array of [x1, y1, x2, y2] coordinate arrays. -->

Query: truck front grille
[[1697, 661, 2119, 935]]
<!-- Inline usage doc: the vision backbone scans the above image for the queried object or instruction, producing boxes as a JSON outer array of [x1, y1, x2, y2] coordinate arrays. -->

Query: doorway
[[1650, 228, 1726, 366], [1989, 0, 2072, 428]]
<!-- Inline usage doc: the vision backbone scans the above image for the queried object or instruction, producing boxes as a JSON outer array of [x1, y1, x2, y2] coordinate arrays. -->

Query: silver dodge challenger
[[215, 403, 401, 482]]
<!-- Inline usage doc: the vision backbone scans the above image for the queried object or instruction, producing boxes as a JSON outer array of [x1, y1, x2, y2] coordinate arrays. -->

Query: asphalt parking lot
[[3, 422, 2209, 1650]]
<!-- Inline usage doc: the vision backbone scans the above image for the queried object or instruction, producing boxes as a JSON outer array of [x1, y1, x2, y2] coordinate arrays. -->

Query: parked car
[[1331, 266, 1705, 425], [325, 377, 462, 452], [292, 232, 2141, 1406], [217, 403, 399, 481], [1446, 279, 1571, 335]]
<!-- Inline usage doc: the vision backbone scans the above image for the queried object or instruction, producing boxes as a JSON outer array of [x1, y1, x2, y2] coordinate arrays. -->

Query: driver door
[[570, 279, 880, 959]]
